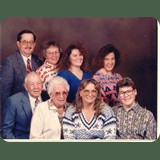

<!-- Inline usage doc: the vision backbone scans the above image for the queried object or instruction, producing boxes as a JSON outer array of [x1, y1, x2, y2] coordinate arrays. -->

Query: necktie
[[33, 99, 39, 112], [35, 99, 39, 107], [27, 58, 32, 72]]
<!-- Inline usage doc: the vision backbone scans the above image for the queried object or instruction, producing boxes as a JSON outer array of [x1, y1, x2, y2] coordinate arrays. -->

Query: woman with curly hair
[[93, 44, 122, 107], [58, 41, 92, 103]]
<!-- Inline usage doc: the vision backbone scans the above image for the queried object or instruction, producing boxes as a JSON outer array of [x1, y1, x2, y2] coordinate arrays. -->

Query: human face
[[24, 75, 42, 99], [17, 33, 36, 57], [45, 46, 60, 65], [103, 52, 116, 74], [118, 86, 137, 109], [69, 49, 84, 68], [80, 83, 98, 105], [50, 85, 68, 108]]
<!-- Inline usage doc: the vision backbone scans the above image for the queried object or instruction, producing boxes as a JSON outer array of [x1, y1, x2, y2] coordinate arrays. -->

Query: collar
[[28, 93, 41, 103], [47, 99, 67, 111], [21, 54, 31, 61], [44, 60, 58, 69], [118, 102, 140, 113]]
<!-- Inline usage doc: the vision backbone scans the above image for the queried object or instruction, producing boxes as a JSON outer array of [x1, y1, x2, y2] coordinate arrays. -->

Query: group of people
[[0, 29, 157, 140]]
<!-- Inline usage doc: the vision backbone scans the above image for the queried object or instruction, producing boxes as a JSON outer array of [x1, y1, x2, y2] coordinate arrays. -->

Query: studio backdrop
[[0, 17, 157, 120]]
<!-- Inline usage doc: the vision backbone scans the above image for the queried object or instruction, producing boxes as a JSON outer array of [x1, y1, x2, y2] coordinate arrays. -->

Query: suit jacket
[[0, 50, 42, 105], [1, 91, 33, 139]]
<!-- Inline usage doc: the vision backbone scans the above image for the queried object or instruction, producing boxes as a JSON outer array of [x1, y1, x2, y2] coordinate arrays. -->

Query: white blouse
[[30, 100, 67, 139]]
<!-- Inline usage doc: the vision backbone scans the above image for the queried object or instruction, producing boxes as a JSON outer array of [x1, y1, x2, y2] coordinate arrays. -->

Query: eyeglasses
[[46, 51, 60, 56], [119, 89, 134, 97], [54, 91, 68, 98], [83, 89, 98, 96], [20, 40, 35, 46]]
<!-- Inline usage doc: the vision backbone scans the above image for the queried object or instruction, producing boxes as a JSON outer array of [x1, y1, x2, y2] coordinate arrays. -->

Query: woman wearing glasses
[[57, 41, 92, 103], [30, 76, 71, 139], [62, 78, 116, 140], [36, 40, 63, 101]]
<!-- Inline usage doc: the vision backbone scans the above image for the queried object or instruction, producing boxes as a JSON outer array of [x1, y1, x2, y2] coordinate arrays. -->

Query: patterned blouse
[[36, 61, 59, 91], [112, 102, 157, 140], [93, 70, 122, 107], [62, 104, 116, 140]]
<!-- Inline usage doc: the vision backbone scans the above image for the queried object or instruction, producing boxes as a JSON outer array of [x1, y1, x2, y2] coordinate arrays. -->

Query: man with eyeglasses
[[1, 29, 42, 106], [112, 77, 157, 140]]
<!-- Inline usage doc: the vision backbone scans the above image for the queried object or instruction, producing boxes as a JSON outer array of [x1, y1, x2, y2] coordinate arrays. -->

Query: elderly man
[[1, 72, 43, 139]]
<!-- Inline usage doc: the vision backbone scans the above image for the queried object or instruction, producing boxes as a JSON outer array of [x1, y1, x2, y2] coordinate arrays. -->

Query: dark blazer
[[1, 91, 33, 139], [0, 50, 42, 105]]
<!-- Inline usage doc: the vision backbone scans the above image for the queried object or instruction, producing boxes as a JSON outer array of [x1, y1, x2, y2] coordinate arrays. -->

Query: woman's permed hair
[[59, 41, 89, 72], [93, 43, 121, 69], [47, 76, 70, 95]]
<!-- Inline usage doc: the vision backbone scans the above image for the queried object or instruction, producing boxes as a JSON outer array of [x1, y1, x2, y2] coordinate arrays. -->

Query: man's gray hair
[[24, 71, 41, 83]]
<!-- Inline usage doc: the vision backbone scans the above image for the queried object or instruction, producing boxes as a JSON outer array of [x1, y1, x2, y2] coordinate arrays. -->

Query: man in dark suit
[[0, 29, 42, 106], [1, 72, 43, 139]]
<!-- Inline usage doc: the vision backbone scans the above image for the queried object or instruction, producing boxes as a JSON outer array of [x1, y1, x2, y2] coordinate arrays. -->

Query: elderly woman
[[62, 78, 116, 140], [29, 76, 70, 139], [36, 40, 62, 101]]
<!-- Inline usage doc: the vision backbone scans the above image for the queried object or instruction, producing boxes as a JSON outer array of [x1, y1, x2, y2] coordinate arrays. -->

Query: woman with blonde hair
[[62, 78, 116, 140]]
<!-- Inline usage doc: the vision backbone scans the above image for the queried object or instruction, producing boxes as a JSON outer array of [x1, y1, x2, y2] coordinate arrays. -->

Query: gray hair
[[24, 71, 41, 83], [47, 76, 70, 95]]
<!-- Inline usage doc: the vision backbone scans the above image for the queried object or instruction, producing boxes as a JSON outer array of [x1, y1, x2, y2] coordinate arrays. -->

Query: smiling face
[[79, 82, 98, 105], [17, 33, 36, 57], [69, 49, 84, 68], [45, 45, 60, 65], [118, 86, 137, 110], [50, 85, 68, 108], [24, 73, 42, 99], [103, 52, 116, 74]]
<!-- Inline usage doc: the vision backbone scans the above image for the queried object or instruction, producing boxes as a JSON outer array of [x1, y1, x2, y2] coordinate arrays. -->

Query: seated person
[[1, 72, 43, 139], [63, 78, 116, 139], [30, 76, 71, 139], [112, 77, 157, 140]]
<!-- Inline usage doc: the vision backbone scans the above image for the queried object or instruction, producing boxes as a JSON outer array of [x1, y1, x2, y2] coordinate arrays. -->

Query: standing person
[[1, 29, 42, 106], [36, 40, 62, 101], [30, 76, 71, 139], [112, 77, 157, 140], [93, 44, 122, 107], [63, 78, 116, 140], [58, 41, 92, 103], [1, 72, 43, 139]]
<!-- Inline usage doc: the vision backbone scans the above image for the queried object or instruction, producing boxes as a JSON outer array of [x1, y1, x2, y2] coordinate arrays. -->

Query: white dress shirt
[[28, 94, 41, 113], [21, 54, 32, 69]]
